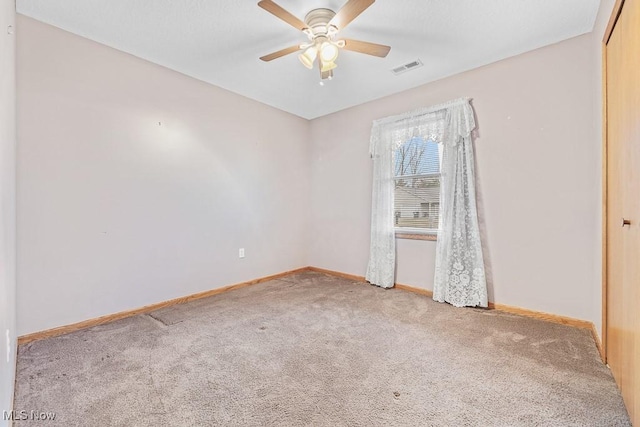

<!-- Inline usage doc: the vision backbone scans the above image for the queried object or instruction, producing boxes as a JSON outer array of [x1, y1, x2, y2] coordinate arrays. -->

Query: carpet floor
[[14, 271, 630, 426]]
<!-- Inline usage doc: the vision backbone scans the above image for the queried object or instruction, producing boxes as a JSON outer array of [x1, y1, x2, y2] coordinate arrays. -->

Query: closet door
[[605, 0, 640, 423]]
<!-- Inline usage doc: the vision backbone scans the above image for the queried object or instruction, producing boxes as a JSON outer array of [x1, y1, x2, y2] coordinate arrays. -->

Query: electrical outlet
[[239, 248, 245, 258]]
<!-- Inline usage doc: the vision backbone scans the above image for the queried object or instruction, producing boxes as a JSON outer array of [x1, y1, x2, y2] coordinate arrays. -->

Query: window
[[393, 137, 441, 234]]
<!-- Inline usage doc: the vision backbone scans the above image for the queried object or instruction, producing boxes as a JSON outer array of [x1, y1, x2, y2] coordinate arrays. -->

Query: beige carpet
[[14, 271, 630, 426]]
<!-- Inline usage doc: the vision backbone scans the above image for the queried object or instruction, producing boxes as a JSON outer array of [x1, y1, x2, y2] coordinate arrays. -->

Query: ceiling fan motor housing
[[304, 8, 337, 38]]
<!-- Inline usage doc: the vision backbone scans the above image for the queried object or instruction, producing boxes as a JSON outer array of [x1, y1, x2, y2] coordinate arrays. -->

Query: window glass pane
[[394, 137, 440, 230], [394, 177, 440, 229], [394, 137, 440, 177]]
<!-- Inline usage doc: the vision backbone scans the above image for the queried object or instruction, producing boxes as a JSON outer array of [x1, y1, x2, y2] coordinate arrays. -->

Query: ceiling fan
[[258, 0, 391, 83]]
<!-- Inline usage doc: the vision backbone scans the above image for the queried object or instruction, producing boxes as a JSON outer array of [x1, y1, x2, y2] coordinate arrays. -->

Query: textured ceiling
[[17, 0, 600, 119]]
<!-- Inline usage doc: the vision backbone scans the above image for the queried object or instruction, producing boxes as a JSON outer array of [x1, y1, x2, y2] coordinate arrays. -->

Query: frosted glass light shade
[[320, 42, 339, 63], [298, 47, 317, 69], [320, 60, 337, 72]]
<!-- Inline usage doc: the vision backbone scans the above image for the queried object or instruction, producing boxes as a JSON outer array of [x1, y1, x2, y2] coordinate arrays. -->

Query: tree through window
[[393, 137, 441, 232]]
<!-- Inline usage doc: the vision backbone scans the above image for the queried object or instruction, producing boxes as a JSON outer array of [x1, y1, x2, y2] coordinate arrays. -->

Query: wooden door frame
[[601, 0, 626, 363]]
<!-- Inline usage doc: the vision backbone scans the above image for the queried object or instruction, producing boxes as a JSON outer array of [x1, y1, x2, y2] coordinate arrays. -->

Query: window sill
[[395, 232, 438, 241]]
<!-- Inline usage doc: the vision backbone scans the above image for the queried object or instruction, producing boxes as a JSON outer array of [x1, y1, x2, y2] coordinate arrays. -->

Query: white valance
[[369, 97, 475, 156]]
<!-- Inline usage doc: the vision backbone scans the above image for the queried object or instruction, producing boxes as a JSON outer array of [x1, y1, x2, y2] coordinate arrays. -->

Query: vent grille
[[391, 59, 423, 75]]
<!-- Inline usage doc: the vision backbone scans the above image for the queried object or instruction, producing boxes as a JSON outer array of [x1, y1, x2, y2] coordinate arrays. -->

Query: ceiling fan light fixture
[[259, 0, 391, 82], [298, 46, 318, 69], [319, 41, 339, 63]]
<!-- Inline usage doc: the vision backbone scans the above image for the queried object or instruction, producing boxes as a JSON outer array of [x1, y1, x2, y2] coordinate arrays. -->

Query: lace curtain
[[366, 98, 487, 307]]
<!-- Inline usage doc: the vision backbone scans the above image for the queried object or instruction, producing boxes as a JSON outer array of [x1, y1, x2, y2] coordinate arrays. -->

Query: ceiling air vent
[[391, 59, 423, 75]]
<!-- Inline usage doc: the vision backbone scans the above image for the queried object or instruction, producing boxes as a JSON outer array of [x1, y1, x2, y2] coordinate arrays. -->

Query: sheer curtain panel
[[366, 98, 487, 307]]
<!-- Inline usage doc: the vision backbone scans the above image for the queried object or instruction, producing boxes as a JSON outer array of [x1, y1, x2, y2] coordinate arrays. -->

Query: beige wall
[[0, 0, 17, 422], [16, 16, 310, 335], [310, 33, 602, 324]]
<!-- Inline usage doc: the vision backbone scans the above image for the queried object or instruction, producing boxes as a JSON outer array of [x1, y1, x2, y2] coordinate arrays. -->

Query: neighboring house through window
[[393, 136, 441, 233]]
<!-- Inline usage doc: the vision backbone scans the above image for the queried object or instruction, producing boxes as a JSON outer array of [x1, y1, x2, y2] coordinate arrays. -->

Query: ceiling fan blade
[[329, 0, 375, 31], [342, 39, 390, 57], [260, 45, 303, 62], [258, 0, 308, 31]]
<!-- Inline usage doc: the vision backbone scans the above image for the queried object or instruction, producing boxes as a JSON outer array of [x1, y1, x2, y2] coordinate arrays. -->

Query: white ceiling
[[17, 0, 600, 119]]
